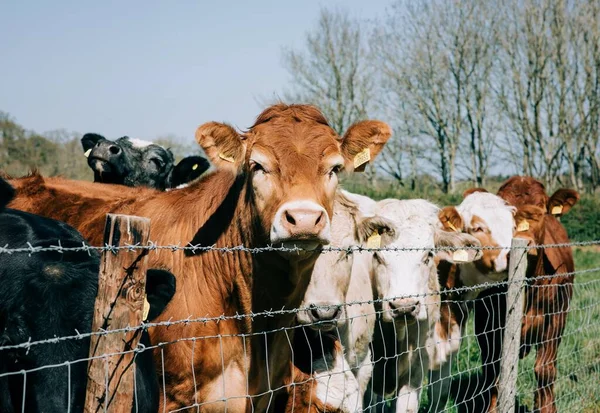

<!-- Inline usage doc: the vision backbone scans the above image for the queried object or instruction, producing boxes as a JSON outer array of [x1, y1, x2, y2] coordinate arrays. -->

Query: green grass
[[417, 247, 600, 412]]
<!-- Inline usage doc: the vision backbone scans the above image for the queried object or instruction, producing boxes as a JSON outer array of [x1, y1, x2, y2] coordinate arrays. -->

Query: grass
[[415, 247, 600, 412]]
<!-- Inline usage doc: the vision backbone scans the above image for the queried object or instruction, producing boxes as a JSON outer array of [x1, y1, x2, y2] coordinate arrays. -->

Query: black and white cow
[[0, 177, 175, 413], [81, 133, 211, 190]]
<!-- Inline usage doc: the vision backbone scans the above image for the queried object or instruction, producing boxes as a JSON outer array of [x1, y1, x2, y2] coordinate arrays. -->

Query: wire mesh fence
[[0, 237, 599, 413]]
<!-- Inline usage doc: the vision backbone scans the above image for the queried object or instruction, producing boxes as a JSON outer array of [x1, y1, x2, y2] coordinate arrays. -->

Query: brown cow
[[472, 176, 579, 413], [6, 104, 391, 412]]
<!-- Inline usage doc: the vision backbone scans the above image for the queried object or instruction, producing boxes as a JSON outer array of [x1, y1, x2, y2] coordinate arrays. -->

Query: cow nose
[[309, 304, 341, 323], [389, 298, 420, 318], [108, 145, 121, 155], [281, 208, 326, 237]]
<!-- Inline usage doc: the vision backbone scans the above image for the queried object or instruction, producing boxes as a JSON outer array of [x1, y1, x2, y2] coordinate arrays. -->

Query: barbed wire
[[0, 239, 599, 255], [1, 265, 598, 353]]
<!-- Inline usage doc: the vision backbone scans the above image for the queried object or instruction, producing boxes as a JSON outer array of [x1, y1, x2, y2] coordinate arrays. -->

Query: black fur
[[0, 178, 175, 412]]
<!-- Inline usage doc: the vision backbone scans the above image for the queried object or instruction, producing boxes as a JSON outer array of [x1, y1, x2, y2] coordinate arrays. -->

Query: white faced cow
[[364, 199, 481, 413]]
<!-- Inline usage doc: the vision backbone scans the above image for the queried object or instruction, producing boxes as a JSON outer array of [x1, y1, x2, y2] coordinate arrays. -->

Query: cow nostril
[[109, 145, 121, 155], [310, 307, 320, 320], [285, 211, 296, 226], [314, 211, 323, 226]]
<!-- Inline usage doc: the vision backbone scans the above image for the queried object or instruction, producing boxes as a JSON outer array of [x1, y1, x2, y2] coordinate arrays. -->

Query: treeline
[[281, 0, 600, 195]]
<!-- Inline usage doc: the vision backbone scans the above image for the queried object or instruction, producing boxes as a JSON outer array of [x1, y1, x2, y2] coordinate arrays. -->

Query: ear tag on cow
[[192, 164, 198, 171], [353, 148, 371, 170], [219, 153, 235, 163], [452, 249, 469, 263], [142, 296, 150, 321], [367, 231, 381, 249], [84, 149, 92, 158], [551, 205, 563, 215], [446, 221, 458, 232], [517, 220, 529, 232]]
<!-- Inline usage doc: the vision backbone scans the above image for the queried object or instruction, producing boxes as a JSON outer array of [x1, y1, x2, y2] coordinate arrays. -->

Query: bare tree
[[375, 0, 498, 193], [281, 8, 374, 135], [496, 0, 600, 191]]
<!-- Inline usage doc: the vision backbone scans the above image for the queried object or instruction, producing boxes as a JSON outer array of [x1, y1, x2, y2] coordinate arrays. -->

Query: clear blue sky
[[1, 1, 389, 143]]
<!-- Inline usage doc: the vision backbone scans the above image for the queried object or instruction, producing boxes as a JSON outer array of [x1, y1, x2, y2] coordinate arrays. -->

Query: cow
[[428, 191, 517, 412], [0, 177, 176, 413], [7, 104, 392, 412], [81, 133, 211, 190], [361, 198, 482, 413], [471, 177, 579, 413]]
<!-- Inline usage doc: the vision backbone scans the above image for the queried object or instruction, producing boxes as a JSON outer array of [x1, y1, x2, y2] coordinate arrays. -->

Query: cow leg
[[395, 383, 422, 413], [427, 360, 452, 412], [474, 287, 507, 413], [533, 338, 559, 413]]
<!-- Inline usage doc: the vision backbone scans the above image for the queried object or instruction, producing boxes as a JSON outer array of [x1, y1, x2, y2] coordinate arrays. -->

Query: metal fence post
[[84, 214, 150, 413], [497, 237, 528, 412]]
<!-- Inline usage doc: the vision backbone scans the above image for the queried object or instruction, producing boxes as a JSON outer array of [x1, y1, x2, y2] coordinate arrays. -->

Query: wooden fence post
[[84, 214, 151, 413], [497, 237, 528, 413]]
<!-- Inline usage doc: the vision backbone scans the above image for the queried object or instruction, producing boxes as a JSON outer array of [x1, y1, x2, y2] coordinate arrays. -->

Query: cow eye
[[472, 226, 484, 233], [328, 164, 343, 178], [250, 161, 266, 174], [423, 251, 434, 265], [148, 158, 164, 169]]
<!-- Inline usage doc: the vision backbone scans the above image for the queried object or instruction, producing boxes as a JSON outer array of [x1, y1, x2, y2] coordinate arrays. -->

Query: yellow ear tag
[[446, 221, 458, 232], [84, 149, 92, 158], [366, 231, 381, 249], [142, 296, 150, 321], [551, 205, 563, 215], [192, 164, 198, 171], [353, 148, 371, 169], [219, 153, 235, 163], [452, 249, 469, 263], [517, 220, 529, 232]]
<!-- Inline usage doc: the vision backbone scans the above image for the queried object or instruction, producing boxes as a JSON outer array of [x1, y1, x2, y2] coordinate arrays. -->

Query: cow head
[[357, 199, 481, 324], [440, 191, 516, 274], [81, 133, 175, 190], [195, 104, 391, 254], [296, 190, 380, 331], [0, 268, 176, 412]]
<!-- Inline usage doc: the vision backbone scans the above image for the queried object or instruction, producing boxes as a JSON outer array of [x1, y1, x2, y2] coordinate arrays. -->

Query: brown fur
[[474, 176, 579, 413], [6, 104, 391, 413]]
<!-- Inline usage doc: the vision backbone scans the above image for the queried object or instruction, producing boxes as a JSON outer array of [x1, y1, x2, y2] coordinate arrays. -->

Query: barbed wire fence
[[0, 214, 598, 412]]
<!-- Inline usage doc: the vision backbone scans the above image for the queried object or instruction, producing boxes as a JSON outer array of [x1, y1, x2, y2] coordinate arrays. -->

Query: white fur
[[127, 138, 153, 148], [456, 192, 516, 272]]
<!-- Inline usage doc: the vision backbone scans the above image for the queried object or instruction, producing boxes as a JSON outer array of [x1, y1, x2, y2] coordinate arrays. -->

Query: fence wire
[[0, 242, 598, 413]]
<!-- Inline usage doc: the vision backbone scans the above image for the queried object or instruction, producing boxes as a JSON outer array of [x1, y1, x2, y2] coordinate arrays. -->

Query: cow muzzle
[[270, 200, 331, 252], [297, 302, 343, 331], [382, 298, 422, 324]]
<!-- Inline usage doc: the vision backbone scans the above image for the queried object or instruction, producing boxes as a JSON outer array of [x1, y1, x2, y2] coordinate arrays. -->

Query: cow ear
[[356, 216, 396, 247], [547, 189, 579, 216], [514, 205, 545, 255], [438, 206, 463, 233], [463, 187, 488, 198], [145, 269, 177, 321], [339, 121, 392, 172], [81, 133, 105, 152], [434, 230, 482, 263], [195, 122, 245, 173]]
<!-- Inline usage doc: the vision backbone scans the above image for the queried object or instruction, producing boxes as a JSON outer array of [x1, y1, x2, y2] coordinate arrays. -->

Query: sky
[[0, 1, 390, 143]]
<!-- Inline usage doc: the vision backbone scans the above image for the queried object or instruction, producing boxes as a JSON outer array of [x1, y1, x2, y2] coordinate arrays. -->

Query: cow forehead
[[250, 135, 342, 172]]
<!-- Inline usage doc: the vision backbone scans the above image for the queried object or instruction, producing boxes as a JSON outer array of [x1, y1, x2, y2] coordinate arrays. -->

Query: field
[[424, 247, 600, 412]]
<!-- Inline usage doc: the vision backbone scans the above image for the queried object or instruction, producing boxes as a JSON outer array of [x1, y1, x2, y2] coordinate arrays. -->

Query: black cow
[[81, 133, 211, 190], [169, 155, 211, 189], [0, 178, 175, 413]]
